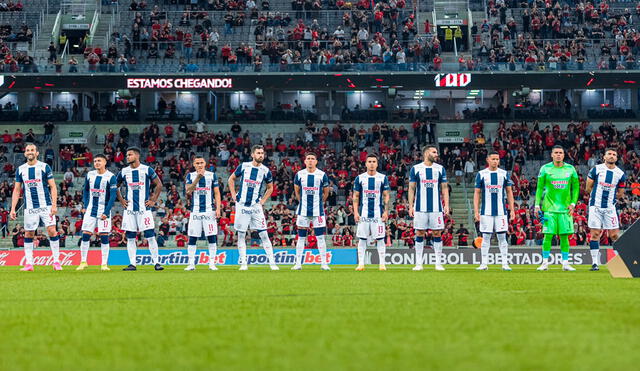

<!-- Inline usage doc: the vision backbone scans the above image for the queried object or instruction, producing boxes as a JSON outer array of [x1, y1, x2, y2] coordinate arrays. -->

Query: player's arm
[[569, 168, 580, 213], [440, 168, 450, 215], [506, 185, 516, 221], [103, 176, 117, 219], [227, 172, 237, 200], [81, 176, 89, 213], [473, 173, 482, 221], [321, 174, 330, 202], [185, 173, 202, 197], [408, 167, 417, 217], [293, 173, 301, 202], [617, 173, 627, 200], [46, 165, 57, 215], [116, 172, 128, 208], [352, 190, 360, 222], [534, 168, 546, 212], [585, 177, 595, 195], [214, 185, 222, 218], [382, 189, 390, 222], [260, 170, 274, 205], [147, 176, 162, 207], [9, 172, 22, 220]]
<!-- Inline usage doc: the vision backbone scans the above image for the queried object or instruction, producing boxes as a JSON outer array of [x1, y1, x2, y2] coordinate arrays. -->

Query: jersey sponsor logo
[[551, 180, 569, 189], [421, 179, 438, 188], [191, 214, 214, 221], [24, 178, 42, 188], [125, 210, 146, 215], [243, 179, 260, 187], [27, 207, 49, 214], [598, 181, 616, 188], [486, 185, 503, 193], [128, 181, 145, 190], [241, 208, 260, 215], [360, 217, 381, 223]]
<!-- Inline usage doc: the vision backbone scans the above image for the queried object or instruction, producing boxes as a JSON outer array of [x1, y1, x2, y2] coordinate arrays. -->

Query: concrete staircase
[[33, 14, 59, 61], [449, 181, 474, 236]]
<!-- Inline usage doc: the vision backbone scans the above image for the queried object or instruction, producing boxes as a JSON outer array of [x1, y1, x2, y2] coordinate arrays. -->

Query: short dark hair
[[94, 154, 107, 161], [193, 155, 205, 160], [422, 145, 437, 153], [25, 142, 37, 150], [604, 147, 618, 154], [487, 151, 499, 157], [251, 145, 264, 153], [305, 151, 318, 159], [551, 145, 564, 152], [366, 153, 379, 160], [126, 146, 141, 155]]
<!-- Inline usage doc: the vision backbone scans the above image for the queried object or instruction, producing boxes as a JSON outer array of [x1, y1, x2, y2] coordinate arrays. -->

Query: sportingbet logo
[[598, 181, 616, 189], [136, 251, 227, 265], [245, 251, 332, 265], [551, 180, 568, 189]]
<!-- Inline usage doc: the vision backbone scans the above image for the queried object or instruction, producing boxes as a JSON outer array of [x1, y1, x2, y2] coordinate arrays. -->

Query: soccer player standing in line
[[116, 147, 164, 271], [353, 154, 390, 271], [585, 148, 626, 271], [10, 143, 62, 271], [408, 145, 450, 271], [292, 152, 331, 271], [473, 151, 515, 271], [228, 145, 278, 271], [535, 145, 580, 271], [184, 156, 222, 271], [78, 154, 117, 271]]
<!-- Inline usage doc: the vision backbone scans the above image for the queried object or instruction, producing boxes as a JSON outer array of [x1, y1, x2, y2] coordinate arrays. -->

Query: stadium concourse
[[1, 118, 639, 252]]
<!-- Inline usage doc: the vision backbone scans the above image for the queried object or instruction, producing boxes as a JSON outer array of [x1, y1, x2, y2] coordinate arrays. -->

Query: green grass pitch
[[1, 265, 639, 370]]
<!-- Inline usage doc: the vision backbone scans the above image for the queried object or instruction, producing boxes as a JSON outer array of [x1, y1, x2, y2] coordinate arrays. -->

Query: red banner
[[0, 250, 101, 266]]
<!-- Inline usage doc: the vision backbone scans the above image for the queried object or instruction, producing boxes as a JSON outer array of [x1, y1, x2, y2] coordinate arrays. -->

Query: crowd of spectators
[[472, 1, 640, 71]]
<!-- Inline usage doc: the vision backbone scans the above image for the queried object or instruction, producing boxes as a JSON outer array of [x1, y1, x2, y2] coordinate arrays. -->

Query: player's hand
[[216, 209, 221, 218], [120, 199, 128, 208], [568, 204, 575, 215], [354, 213, 360, 223], [381, 211, 388, 222], [231, 193, 237, 202], [443, 205, 450, 216], [408, 206, 415, 218], [534, 205, 541, 214], [9, 210, 16, 220], [145, 199, 156, 207], [474, 211, 480, 222], [509, 212, 516, 222], [196, 168, 205, 176], [100, 214, 108, 220], [50, 205, 57, 216], [80, 209, 86, 214]]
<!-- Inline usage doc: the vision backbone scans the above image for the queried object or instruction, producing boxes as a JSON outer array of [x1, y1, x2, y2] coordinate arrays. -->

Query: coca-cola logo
[[0, 252, 9, 266], [20, 251, 78, 266]]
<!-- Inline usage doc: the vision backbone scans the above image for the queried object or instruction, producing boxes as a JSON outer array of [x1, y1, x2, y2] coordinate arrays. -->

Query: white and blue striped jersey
[[409, 162, 447, 213], [186, 171, 219, 213], [588, 164, 626, 208], [294, 168, 330, 217], [117, 164, 158, 212], [233, 162, 273, 207], [475, 168, 513, 216], [353, 172, 390, 218], [83, 170, 117, 217], [15, 161, 54, 209]]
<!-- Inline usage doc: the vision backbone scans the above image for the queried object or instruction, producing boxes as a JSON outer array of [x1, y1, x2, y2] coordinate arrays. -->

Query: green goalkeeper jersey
[[535, 162, 580, 213]]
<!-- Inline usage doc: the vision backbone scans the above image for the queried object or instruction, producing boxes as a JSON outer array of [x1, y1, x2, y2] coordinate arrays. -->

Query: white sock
[[147, 236, 159, 265], [295, 236, 305, 265], [50, 237, 60, 263], [80, 239, 90, 262], [208, 243, 217, 266], [237, 231, 247, 265], [317, 235, 327, 265], [126, 238, 137, 266], [187, 245, 197, 266], [259, 231, 276, 265], [100, 243, 110, 266], [376, 239, 386, 265], [497, 233, 509, 265], [415, 238, 424, 266], [24, 239, 34, 265], [481, 233, 491, 265], [590, 249, 599, 265], [357, 238, 367, 265], [433, 238, 443, 265]]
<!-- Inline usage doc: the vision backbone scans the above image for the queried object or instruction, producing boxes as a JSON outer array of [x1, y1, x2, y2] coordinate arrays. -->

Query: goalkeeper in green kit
[[534, 145, 580, 271]]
